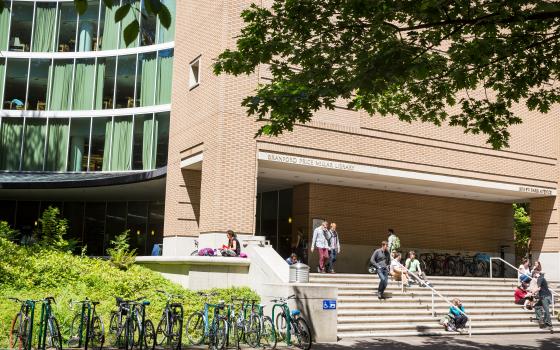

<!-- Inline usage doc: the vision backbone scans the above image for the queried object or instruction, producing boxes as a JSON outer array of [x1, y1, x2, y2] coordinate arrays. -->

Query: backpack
[[392, 235, 401, 251]]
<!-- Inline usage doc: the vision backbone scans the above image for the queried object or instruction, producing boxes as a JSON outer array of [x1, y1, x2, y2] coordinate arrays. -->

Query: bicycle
[[225, 297, 248, 349], [230, 298, 259, 348], [108, 296, 156, 350], [271, 295, 311, 350], [155, 290, 184, 350], [37, 297, 63, 350], [9, 297, 36, 350], [247, 299, 276, 349], [68, 298, 105, 350], [185, 292, 228, 350], [190, 240, 199, 256]]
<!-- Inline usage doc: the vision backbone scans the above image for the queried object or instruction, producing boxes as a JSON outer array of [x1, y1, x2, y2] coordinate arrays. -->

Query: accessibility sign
[[322, 299, 337, 310]]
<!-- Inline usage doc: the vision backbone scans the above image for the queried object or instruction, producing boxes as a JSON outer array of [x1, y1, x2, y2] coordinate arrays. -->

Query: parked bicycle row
[[8, 291, 312, 350]]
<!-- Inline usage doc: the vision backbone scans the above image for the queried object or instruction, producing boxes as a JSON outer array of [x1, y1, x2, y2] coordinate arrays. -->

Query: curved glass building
[[0, 0, 175, 255]]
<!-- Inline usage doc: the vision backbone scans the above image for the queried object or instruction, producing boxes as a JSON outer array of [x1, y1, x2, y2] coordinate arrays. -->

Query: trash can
[[289, 263, 310, 283]]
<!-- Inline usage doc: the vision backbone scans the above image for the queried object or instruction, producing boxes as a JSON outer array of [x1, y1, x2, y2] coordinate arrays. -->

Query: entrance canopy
[[257, 151, 556, 203]]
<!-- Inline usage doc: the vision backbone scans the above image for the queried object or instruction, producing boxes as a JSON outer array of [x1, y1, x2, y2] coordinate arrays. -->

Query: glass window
[[99, 2, 118, 50], [45, 118, 69, 171], [77, 0, 99, 52], [140, 2, 156, 46], [4, 58, 29, 110], [73, 58, 95, 110], [63, 201, 85, 245], [147, 201, 164, 255], [105, 115, 132, 171], [115, 55, 136, 108], [83, 202, 106, 256], [0, 2, 11, 50], [90, 117, 111, 171], [154, 112, 169, 168], [48, 59, 74, 111], [0, 58, 6, 106], [119, 1, 140, 49], [67, 118, 90, 172], [32, 2, 57, 52], [157, 0, 175, 44], [15, 201, 40, 243], [127, 201, 148, 255], [156, 49, 173, 104], [9, 1, 33, 52], [132, 114, 154, 170], [136, 52, 156, 107], [95, 57, 116, 109], [57, 3, 78, 52], [0, 200, 16, 226], [22, 118, 46, 171], [105, 201, 127, 250], [27, 59, 50, 111], [0, 117, 23, 170]]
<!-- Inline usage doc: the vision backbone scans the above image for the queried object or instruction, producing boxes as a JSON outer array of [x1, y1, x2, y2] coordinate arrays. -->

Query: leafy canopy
[[214, 0, 560, 149]]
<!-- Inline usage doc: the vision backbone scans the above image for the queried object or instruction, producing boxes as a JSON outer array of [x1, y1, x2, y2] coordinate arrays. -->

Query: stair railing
[[393, 261, 472, 336], [489, 257, 559, 316]]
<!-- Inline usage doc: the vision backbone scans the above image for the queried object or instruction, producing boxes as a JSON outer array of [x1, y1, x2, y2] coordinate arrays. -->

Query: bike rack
[[394, 261, 472, 337], [489, 257, 560, 316]]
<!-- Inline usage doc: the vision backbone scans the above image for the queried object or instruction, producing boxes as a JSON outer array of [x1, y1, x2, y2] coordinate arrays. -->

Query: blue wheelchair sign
[[322, 299, 337, 310]]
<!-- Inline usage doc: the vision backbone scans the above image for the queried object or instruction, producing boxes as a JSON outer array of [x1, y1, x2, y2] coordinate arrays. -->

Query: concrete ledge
[[136, 255, 250, 266]]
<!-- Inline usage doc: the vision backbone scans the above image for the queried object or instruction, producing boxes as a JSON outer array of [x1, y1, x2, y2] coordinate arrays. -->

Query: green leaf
[[145, 0, 162, 15], [123, 19, 140, 46], [114, 3, 131, 22], [103, 0, 116, 8], [158, 4, 172, 29], [74, 0, 88, 15]]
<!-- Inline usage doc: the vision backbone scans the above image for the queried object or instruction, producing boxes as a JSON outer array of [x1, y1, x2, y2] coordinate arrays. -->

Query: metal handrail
[[393, 260, 472, 336], [489, 257, 559, 315]]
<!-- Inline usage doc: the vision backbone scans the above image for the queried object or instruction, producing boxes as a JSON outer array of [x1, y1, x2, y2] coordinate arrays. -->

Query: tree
[[214, 1, 560, 149], [513, 203, 531, 258], [36, 206, 75, 251], [0, 1, 171, 47]]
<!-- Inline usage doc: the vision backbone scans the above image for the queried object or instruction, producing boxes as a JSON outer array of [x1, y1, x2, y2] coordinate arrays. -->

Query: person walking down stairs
[[370, 241, 391, 300], [311, 221, 331, 273]]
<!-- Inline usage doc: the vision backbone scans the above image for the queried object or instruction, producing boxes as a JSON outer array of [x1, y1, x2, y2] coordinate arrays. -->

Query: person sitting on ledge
[[286, 253, 300, 265], [222, 230, 241, 257]]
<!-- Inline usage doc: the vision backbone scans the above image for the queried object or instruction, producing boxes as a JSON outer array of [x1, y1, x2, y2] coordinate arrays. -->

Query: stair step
[[337, 308, 534, 316], [338, 302, 530, 309], [337, 314, 538, 323], [337, 320, 557, 332], [337, 327, 555, 338]]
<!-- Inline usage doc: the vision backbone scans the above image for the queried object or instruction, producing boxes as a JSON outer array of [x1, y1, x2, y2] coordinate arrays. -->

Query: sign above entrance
[[264, 153, 355, 171]]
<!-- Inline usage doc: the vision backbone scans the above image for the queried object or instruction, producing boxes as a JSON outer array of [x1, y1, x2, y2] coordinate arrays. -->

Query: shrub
[[0, 221, 18, 241], [107, 230, 137, 270], [36, 206, 76, 251]]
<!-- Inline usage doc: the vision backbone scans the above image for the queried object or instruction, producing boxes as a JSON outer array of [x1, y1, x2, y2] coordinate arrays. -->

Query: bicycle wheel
[[185, 311, 205, 345], [274, 313, 288, 342], [68, 313, 84, 348], [125, 317, 138, 350], [244, 315, 260, 347], [293, 317, 311, 350], [109, 312, 124, 347], [9, 313, 24, 350], [143, 320, 156, 350], [209, 317, 227, 350], [260, 316, 277, 349], [89, 315, 105, 350], [156, 315, 168, 346], [46, 317, 63, 350]]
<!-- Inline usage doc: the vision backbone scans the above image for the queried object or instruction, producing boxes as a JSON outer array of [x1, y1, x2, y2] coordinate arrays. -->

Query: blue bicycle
[[185, 292, 228, 350]]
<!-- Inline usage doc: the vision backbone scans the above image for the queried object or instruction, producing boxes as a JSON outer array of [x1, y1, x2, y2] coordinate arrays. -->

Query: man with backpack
[[387, 228, 400, 254], [370, 241, 391, 299]]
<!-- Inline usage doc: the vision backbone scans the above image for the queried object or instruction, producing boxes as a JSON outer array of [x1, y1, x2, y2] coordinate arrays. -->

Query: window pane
[[67, 118, 90, 172], [83, 202, 105, 256], [132, 114, 154, 170], [9, 1, 33, 52], [32, 2, 57, 52], [147, 201, 164, 255], [64, 201, 85, 245], [157, 0, 175, 43], [77, 0, 99, 52], [45, 118, 69, 171], [57, 3, 77, 52], [4, 58, 28, 110], [0, 200, 16, 225], [106, 201, 126, 251], [140, 2, 156, 46], [73, 58, 95, 110], [0, 117, 23, 170], [15, 201, 40, 242], [154, 112, 169, 168], [99, 2, 118, 50], [119, 1, 140, 49], [22, 118, 46, 171], [48, 59, 73, 111], [27, 59, 50, 111], [95, 57, 115, 109], [105, 116, 132, 171], [136, 52, 156, 107], [0, 2, 11, 50], [156, 49, 173, 104], [127, 201, 148, 255], [90, 117, 111, 171], [115, 55, 136, 108]]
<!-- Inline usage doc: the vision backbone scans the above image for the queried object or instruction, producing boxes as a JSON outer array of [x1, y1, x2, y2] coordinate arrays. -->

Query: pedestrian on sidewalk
[[326, 222, 341, 273], [311, 221, 330, 273], [533, 269, 553, 330], [370, 241, 391, 299]]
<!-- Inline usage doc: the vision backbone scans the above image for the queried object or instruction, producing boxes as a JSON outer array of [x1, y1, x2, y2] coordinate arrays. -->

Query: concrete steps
[[310, 273, 559, 338]]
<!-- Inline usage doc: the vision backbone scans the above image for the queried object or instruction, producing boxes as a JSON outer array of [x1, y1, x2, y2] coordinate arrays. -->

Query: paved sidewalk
[[290, 333, 560, 349]]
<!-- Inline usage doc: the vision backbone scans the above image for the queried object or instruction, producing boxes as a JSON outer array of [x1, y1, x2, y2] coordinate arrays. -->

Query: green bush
[[36, 206, 76, 252], [0, 221, 18, 241], [0, 237, 259, 348], [107, 230, 137, 270]]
